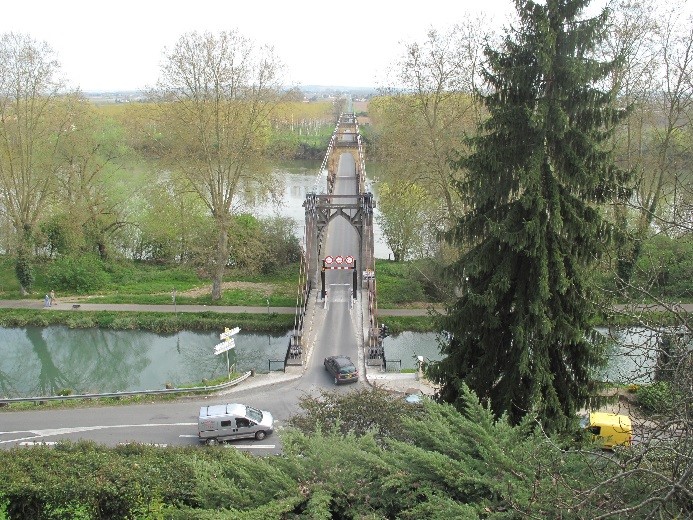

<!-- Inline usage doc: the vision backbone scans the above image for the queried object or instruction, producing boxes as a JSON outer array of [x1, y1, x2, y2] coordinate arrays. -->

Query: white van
[[198, 403, 274, 445]]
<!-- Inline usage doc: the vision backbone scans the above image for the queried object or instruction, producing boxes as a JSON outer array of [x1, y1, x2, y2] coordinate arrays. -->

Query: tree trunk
[[211, 222, 229, 301]]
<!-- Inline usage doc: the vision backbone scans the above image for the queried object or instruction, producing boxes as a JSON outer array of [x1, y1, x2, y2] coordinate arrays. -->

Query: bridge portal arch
[[303, 192, 374, 291]]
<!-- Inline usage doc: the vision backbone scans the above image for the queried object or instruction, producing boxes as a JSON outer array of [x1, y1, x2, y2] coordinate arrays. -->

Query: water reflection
[[596, 327, 660, 384], [0, 326, 291, 398], [1, 326, 665, 398], [384, 329, 664, 384]]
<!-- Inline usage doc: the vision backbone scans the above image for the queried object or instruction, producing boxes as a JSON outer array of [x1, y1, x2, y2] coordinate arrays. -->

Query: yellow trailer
[[581, 412, 633, 449]]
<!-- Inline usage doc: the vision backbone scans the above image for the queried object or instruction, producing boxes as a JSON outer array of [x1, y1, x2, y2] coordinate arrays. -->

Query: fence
[[0, 371, 253, 405]]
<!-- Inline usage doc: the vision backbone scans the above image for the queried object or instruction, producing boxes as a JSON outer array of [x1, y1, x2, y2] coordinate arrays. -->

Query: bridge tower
[[303, 193, 374, 291]]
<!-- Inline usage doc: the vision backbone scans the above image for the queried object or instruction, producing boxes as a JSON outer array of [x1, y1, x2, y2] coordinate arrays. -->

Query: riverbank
[[0, 300, 689, 335], [0, 299, 439, 334], [0, 299, 441, 315]]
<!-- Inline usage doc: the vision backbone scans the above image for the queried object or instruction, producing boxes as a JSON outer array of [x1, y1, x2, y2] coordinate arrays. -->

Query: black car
[[324, 355, 359, 384]]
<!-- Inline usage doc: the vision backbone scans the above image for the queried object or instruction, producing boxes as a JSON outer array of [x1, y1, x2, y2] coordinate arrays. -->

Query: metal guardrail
[[0, 371, 253, 405], [385, 360, 402, 372]]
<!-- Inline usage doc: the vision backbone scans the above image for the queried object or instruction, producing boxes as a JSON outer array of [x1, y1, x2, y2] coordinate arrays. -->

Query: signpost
[[214, 327, 240, 378], [321, 254, 357, 299]]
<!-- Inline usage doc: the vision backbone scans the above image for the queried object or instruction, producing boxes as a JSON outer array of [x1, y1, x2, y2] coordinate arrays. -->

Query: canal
[[0, 326, 664, 398], [0, 326, 290, 398]]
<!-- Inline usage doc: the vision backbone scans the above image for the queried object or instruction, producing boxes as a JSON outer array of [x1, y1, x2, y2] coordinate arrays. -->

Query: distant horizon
[[80, 84, 380, 95]]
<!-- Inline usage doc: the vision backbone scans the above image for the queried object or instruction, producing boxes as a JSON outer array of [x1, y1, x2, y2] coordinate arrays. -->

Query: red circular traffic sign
[[346, 256, 354, 264], [336, 256, 343, 264], [324, 256, 333, 264]]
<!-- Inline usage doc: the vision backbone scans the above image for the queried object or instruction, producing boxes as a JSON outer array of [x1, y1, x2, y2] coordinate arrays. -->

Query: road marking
[[227, 444, 276, 449], [18, 441, 57, 446], [0, 422, 197, 445], [118, 442, 169, 447]]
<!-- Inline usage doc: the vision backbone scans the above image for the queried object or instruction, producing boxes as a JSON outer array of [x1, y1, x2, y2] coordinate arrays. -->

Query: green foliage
[[1, 388, 690, 518], [38, 214, 84, 258], [375, 181, 431, 261], [134, 175, 212, 265], [434, 0, 625, 433], [260, 217, 302, 274], [380, 316, 438, 333], [633, 234, 693, 299], [373, 260, 427, 305], [0, 309, 293, 334], [288, 387, 428, 442], [282, 385, 575, 518], [0, 253, 302, 306], [14, 251, 35, 293], [0, 256, 19, 292], [0, 442, 299, 519], [227, 215, 301, 275], [636, 381, 675, 414], [45, 255, 108, 294]]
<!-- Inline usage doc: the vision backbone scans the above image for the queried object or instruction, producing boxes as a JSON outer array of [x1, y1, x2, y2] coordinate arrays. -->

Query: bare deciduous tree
[[0, 33, 77, 293], [50, 93, 129, 259], [151, 30, 285, 300], [372, 18, 490, 231], [604, 1, 693, 287]]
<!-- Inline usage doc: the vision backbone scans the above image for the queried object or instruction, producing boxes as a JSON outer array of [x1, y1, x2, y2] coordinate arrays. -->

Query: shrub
[[14, 250, 35, 293], [637, 381, 674, 414], [46, 255, 109, 294], [634, 235, 693, 298]]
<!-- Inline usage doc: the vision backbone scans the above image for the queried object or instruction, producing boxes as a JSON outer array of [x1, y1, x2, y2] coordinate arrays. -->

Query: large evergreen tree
[[428, 0, 630, 432]]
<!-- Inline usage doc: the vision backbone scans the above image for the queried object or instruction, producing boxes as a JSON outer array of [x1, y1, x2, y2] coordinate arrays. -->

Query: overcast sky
[[3, 0, 624, 92]]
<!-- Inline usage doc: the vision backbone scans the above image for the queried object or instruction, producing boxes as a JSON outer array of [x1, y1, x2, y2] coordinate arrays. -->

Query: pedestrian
[[50, 290, 56, 306], [44, 294, 51, 308]]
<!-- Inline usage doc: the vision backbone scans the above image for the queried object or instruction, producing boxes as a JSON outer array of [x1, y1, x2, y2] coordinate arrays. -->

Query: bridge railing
[[365, 267, 385, 367], [355, 117, 367, 195], [314, 116, 341, 195], [286, 246, 310, 366], [291, 112, 383, 368]]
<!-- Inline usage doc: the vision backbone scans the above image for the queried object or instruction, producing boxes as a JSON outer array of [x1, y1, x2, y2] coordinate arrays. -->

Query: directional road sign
[[214, 338, 236, 355], [219, 327, 240, 340]]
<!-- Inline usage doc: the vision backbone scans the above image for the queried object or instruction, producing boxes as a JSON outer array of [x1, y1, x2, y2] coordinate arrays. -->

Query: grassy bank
[[0, 257, 301, 307], [378, 315, 438, 333], [0, 257, 443, 308], [0, 308, 294, 334]]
